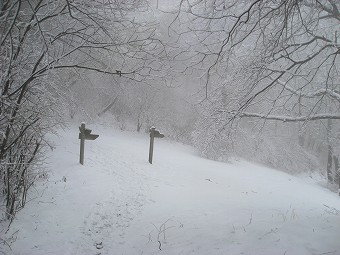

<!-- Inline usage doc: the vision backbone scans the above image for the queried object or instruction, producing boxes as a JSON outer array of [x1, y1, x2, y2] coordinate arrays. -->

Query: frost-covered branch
[[275, 78, 340, 102], [239, 112, 340, 122]]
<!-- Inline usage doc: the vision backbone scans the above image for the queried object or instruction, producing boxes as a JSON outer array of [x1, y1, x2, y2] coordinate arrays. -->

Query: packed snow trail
[[2, 124, 340, 255]]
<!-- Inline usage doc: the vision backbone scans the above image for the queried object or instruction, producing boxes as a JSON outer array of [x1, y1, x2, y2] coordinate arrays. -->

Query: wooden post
[[79, 122, 85, 165], [78, 123, 98, 165], [149, 127, 155, 164]]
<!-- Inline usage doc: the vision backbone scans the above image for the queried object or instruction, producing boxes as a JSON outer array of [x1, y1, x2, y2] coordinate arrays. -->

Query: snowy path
[[75, 136, 149, 254], [2, 125, 340, 255]]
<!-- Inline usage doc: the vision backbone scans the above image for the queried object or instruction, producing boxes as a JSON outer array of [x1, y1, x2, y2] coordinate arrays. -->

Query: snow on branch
[[239, 112, 340, 122], [275, 78, 340, 102]]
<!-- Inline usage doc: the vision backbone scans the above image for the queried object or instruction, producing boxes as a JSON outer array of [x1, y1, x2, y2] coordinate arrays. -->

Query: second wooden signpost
[[148, 126, 164, 164], [79, 122, 99, 165]]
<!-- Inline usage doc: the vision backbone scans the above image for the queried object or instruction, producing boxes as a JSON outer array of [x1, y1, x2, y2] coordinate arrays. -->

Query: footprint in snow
[[95, 241, 103, 249]]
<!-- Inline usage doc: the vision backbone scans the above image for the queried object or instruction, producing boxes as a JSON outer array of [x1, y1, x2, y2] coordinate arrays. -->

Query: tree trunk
[[326, 118, 334, 183], [298, 95, 304, 147], [333, 155, 340, 195], [137, 118, 142, 132]]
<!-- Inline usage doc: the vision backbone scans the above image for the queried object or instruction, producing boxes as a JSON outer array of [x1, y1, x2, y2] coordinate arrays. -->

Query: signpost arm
[[149, 127, 155, 164], [80, 123, 85, 165]]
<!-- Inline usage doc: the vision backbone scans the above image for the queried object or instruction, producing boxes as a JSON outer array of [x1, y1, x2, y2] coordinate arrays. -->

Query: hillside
[[2, 124, 340, 255]]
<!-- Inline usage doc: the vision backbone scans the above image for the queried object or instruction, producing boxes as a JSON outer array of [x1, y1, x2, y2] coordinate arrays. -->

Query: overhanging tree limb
[[275, 78, 340, 102], [239, 112, 340, 122]]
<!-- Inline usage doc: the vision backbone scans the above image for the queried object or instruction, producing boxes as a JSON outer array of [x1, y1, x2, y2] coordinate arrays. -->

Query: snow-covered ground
[[2, 124, 340, 255]]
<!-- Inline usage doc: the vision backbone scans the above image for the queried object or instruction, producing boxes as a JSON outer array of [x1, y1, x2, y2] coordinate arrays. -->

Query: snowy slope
[[2, 124, 340, 255]]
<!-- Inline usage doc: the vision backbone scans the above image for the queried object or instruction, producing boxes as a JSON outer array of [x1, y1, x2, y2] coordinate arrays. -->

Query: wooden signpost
[[79, 122, 99, 165], [149, 127, 164, 164]]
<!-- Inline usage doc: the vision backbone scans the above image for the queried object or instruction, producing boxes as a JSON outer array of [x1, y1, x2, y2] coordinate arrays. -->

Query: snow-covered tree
[[171, 1, 340, 179], [0, 0, 165, 220]]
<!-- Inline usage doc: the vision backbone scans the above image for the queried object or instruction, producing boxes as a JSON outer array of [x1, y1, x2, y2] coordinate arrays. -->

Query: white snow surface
[[2, 124, 340, 255]]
